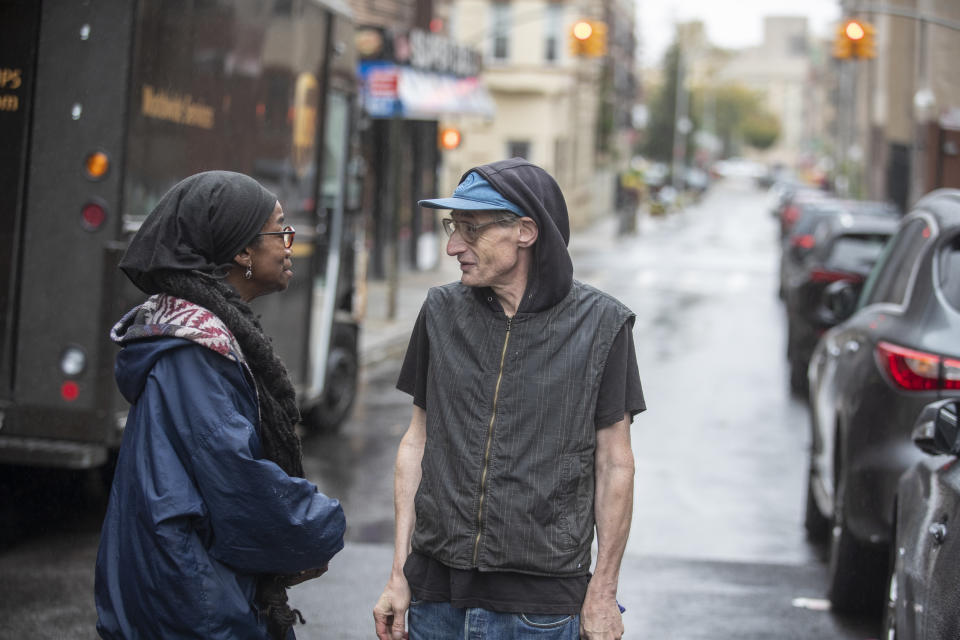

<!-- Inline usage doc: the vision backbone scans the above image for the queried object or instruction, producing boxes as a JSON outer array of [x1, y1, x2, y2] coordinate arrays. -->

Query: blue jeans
[[408, 599, 580, 639]]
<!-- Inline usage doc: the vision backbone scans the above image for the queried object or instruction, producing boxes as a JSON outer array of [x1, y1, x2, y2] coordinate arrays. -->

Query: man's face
[[445, 210, 524, 289]]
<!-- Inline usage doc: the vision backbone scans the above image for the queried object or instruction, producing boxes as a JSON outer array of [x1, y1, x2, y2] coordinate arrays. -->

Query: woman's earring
[[244, 265, 253, 280]]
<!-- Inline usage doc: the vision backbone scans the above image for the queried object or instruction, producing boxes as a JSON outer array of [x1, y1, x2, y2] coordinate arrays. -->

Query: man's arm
[[580, 413, 635, 640], [373, 405, 426, 640]]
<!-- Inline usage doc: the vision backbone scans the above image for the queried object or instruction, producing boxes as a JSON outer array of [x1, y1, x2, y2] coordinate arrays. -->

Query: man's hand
[[373, 574, 411, 640], [579, 589, 624, 640]]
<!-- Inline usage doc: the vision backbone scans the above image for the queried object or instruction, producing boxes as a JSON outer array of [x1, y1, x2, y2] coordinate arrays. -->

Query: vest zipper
[[473, 315, 512, 566]]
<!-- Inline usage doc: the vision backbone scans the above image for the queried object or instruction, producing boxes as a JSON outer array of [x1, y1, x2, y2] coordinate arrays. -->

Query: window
[[491, 3, 510, 61], [825, 234, 891, 274], [858, 219, 931, 308], [544, 3, 562, 62], [788, 35, 807, 56], [507, 140, 530, 159], [938, 233, 960, 311]]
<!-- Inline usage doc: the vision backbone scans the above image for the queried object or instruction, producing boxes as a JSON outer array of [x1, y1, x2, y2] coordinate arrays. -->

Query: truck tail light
[[81, 202, 106, 231], [809, 268, 863, 284], [84, 151, 109, 180], [876, 341, 950, 391], [60, 381, 80, 402]]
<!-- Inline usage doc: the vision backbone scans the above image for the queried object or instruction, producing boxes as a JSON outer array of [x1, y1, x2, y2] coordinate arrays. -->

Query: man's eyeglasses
[[441, 217, 516, 243], [256, 225, 296, 249]]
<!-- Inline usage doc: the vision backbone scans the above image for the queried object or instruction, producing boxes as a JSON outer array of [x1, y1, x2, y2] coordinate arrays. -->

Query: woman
[[95, 171, 345, 639]]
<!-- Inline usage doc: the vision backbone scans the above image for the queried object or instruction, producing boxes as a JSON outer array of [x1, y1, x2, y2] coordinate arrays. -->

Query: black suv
[[805, 189, 960, 613], [784, 213, 897, 394]]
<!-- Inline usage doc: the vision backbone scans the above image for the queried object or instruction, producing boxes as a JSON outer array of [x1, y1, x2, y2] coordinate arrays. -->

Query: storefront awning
[[359, 62, 495, 120]]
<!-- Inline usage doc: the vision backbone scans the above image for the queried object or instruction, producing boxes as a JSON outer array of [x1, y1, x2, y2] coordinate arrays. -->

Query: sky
[[637, 0, 842, 66]]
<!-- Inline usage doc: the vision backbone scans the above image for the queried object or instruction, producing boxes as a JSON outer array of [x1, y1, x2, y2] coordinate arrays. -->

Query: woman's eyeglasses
[[256, 225, 296, 249], [441, 217, 516, 243]]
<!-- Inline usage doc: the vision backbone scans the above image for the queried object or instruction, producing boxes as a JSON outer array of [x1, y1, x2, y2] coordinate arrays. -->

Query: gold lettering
[[0, 68, 22, 90], [140, 84, 214, 130], [0, 94, 18, 111]]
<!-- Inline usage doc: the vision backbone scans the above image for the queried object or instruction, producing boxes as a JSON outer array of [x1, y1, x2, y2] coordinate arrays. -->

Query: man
[[373, 158, 644, 639]]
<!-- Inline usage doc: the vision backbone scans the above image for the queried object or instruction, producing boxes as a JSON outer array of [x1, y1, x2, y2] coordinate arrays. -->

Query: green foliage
[[640, 38, 783, 162], [640, 44, 681, 162], [742, 112, 780, 150], [690, 84, 780, 155]]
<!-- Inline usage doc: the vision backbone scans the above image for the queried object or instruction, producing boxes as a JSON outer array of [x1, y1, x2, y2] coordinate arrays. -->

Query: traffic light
[[832, 24, 853, 59], [569, 20, 607, 57], [833, 19, 876, 60], [853, 21, 876, 59], [439, 127, 461, 150]]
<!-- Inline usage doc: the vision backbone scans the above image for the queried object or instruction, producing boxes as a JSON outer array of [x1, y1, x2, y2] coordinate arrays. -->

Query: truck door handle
[[929, 522, 947, 545]]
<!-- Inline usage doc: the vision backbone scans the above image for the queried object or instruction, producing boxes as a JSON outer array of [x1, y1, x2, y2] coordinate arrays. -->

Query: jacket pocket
[[556, 453, 583, 552]]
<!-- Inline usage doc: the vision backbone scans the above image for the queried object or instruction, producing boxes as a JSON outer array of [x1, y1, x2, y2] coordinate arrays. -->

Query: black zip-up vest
[[413, 279, 634, 577]]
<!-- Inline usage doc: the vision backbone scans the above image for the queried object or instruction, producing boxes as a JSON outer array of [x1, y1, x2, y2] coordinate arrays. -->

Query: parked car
[[804, 189, 960, 613], [884, 399, 960, 639], [778, 198, 846, 298], [784, 213, 898, 394], [777, 187, 836, 240], [778, 198, 897, 299]]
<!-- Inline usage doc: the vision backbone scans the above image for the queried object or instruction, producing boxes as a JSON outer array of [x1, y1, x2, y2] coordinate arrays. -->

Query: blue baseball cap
[[418, 172, 525, 216]]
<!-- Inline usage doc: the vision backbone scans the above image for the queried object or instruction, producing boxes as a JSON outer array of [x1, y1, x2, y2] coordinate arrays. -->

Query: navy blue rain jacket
[[95, 331, 345, 639]]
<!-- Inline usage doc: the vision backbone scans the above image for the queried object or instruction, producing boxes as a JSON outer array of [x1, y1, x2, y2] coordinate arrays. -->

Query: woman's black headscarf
[[120, 170, 278, 293], [119, 171, 308, 638]]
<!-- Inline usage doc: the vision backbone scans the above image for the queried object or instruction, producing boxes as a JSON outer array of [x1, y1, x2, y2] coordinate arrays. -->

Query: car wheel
[[827, 472, 887, 614], [803, 464, 830, 542], [302, 324, 358, 434]]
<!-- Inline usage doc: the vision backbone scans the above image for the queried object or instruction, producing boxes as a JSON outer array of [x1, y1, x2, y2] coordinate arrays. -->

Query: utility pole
[[671, 45, 689, 192]]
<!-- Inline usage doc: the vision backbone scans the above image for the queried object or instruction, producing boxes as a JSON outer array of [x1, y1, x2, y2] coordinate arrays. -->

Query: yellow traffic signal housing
[[588, 21, 607, 57], [833, 24, 853, 59], [834, 19, 877, 60], [853, 22, 876, 59], [569, 20, 607, 57]]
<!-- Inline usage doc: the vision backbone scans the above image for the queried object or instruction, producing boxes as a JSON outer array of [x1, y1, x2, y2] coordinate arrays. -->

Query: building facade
[[714, 16, 815, 167], [438, 0, 639, 229], [842, 0, 960, 209]]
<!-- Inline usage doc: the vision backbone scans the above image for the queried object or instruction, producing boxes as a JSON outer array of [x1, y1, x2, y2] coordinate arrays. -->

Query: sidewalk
[[356, 213, 622, 370]]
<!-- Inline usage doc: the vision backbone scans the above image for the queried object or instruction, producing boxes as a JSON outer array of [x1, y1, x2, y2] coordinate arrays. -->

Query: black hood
[[467, 158, 573, 313]]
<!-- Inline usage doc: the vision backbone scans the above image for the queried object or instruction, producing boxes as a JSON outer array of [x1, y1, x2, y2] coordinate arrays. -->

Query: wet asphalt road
[[0, 178, 881, 639]]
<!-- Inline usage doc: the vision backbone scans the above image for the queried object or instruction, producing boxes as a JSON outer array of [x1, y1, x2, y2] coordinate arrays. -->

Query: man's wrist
[[585, 577, 618, 600]]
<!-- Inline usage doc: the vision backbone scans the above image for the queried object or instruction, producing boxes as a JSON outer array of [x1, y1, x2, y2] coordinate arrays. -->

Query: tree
[[640, 43, 683, 163], [742, 112, 780, 150], [691, 84, 780, 156]]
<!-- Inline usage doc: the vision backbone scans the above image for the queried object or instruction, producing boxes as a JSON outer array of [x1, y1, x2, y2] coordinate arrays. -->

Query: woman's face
[[241, 201, 293, 299]]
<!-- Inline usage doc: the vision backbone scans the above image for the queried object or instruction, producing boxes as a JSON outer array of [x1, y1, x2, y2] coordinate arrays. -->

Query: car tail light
[[791, 234, 816, 249], [809, 268, 864, 284], [944, 358, 960, 390], [876, 341, 955, 391], [783, 204, 800, 228]]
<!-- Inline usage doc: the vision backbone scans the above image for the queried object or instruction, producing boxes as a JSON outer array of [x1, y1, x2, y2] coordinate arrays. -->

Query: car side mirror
[[912, 399, 960, 456], [822, 280, 859, 324]]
